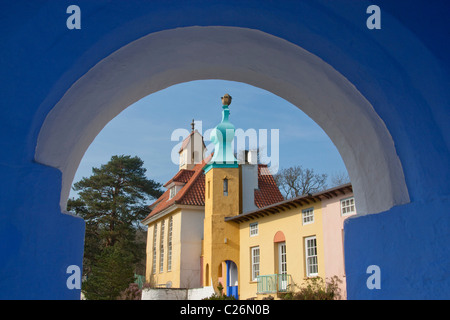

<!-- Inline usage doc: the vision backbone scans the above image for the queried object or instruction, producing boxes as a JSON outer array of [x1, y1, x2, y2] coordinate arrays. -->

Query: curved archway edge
[[1, 1, 449, 300], [35, 26, 409, 216]]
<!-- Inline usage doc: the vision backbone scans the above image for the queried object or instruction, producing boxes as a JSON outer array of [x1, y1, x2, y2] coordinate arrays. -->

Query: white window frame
[[302, 207, 314, 225], [341, 196, 356, 216], [152, 224, 157, 274], [159, 220, 165, 273], [167, 217, 173, 272], [249, 222, 258, 237], [278, 242, 288, 291], [278, 242, 287, 275], [169, 186, 176, 200], [179, 150, 186, 167], [305, 236, 318, 277], [251, 246, 260, 281]]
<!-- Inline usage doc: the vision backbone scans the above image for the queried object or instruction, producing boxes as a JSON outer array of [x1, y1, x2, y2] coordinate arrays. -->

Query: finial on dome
[[191, 119, 195, 132], [221, 94, 232, 106]]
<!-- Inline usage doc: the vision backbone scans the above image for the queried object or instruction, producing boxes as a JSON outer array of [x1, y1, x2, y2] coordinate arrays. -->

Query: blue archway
[[0, 0, 448, 299], [226, 260, 239, 299]]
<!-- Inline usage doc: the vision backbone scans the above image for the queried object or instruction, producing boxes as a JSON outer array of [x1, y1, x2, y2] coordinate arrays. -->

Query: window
[[341, 197, 355, 215], [179, 150, 186, 167], [160, 220, 165, 273], [208, 181, 210, 199], [278, 242, 287, 275], [152, 224, 157, 274], [223, 178, 228, 196], [169, 186, 176, 199], [249, 222, 258, 237], [278, 242, 288, 291], [302, 207, 314, 225], [251, 246, 260, 281], [167, 217, 173, 272], [305, 236, 318, 277]]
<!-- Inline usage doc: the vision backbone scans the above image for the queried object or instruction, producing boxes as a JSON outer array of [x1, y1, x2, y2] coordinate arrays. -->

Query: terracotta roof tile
[[142, 158, 284, 224], [142, 155, 212, 223], [163, 169, 195, 187], [254, 165, 285, 208]]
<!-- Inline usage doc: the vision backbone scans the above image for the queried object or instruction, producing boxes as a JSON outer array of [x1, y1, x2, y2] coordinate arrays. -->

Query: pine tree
[[67, 155, 163, 299]]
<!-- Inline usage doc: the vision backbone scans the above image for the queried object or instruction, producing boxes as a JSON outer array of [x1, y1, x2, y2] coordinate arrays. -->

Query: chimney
[[241, 149, 258, 213]]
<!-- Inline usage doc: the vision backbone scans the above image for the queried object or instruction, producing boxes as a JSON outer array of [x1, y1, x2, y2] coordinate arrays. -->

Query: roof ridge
[[142, 154, 213, 222]]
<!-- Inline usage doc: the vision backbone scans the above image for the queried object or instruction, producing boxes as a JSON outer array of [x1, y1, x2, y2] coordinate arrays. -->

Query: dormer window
[[169, 186, 176, 200], [165, 181, 184, 202]]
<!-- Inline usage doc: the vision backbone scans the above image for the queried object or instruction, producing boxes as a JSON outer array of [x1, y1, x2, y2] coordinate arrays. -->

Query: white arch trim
[[35, 26, 409, 215]]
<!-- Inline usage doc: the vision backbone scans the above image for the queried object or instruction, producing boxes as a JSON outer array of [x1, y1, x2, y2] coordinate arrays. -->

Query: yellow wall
[[238, 201, 325, 300], [145, 208, 182, 288], [203, 167, 240, 293]]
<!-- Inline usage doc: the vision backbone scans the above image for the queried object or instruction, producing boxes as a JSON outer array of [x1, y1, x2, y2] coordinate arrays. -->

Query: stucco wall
[[238, 202, 324, 300], [145, 209, 182, 288], [321, 193, 356, 299], [203, 167, 241, 292], [180, 208, 205, 288], [145, 207, 204, 289]]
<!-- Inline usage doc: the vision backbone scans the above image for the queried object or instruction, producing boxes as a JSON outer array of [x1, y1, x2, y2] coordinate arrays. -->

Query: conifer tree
[[82, 244, 135, 300], [67, 155, 162, 299]]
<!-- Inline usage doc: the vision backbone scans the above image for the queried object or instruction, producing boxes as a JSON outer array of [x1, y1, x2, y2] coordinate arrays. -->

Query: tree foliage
[[280, 276, 343, 300], [82, 244, 135, 300], [67, 155, 163, 299], [274, 165, 328, 199]]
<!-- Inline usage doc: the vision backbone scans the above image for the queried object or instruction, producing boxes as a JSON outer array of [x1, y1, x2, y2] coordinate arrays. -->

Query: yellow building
[[142, 94, 355, 300], [226, 183, 355, 300], [141, 95, 283, 295], [141, 126, 208, 289]]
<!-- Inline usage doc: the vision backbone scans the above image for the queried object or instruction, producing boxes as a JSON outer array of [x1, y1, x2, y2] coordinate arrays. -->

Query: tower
[[179, 119, 206, 170], [203, 94, 241, 298]]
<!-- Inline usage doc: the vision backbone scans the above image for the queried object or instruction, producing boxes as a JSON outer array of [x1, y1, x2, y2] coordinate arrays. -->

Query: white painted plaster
[[321, 192, 357, 299], [35, 26, 409, 215], [179, 208, 204, 288], [141, 286, 214, 300]]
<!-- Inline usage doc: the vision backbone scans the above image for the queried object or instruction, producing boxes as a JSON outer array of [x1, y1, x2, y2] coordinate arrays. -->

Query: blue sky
[[69, 80, 347, 198]]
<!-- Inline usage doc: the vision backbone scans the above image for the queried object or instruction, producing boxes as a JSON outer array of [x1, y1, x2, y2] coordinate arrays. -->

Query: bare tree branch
[[274, 165, 328, 199]]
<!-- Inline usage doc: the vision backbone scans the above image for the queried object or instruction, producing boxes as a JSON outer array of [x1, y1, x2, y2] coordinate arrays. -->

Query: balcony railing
[[257, 274, 291, 294]]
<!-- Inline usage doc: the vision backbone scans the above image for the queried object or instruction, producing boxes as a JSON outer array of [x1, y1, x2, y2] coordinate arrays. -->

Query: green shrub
[[280, 276, 342, 300]]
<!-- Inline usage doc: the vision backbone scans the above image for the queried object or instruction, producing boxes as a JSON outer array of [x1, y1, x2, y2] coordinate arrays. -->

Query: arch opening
[[35, 26, 410, 216], [273, 231, 286, 243]]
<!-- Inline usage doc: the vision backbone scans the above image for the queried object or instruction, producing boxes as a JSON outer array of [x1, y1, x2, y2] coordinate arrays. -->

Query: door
[[278, 242, 287, 291], [226, 260, 238, 299]]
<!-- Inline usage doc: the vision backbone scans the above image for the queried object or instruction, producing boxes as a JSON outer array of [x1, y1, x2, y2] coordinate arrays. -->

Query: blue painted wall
[[0, 0, 448, 299]]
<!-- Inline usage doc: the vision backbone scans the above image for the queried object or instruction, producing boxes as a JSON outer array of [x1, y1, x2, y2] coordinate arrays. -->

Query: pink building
[[321, 183, 356, 299]]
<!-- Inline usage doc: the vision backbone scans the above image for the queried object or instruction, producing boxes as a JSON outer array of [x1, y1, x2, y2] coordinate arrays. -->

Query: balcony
[[257, 274, 292, 294]]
